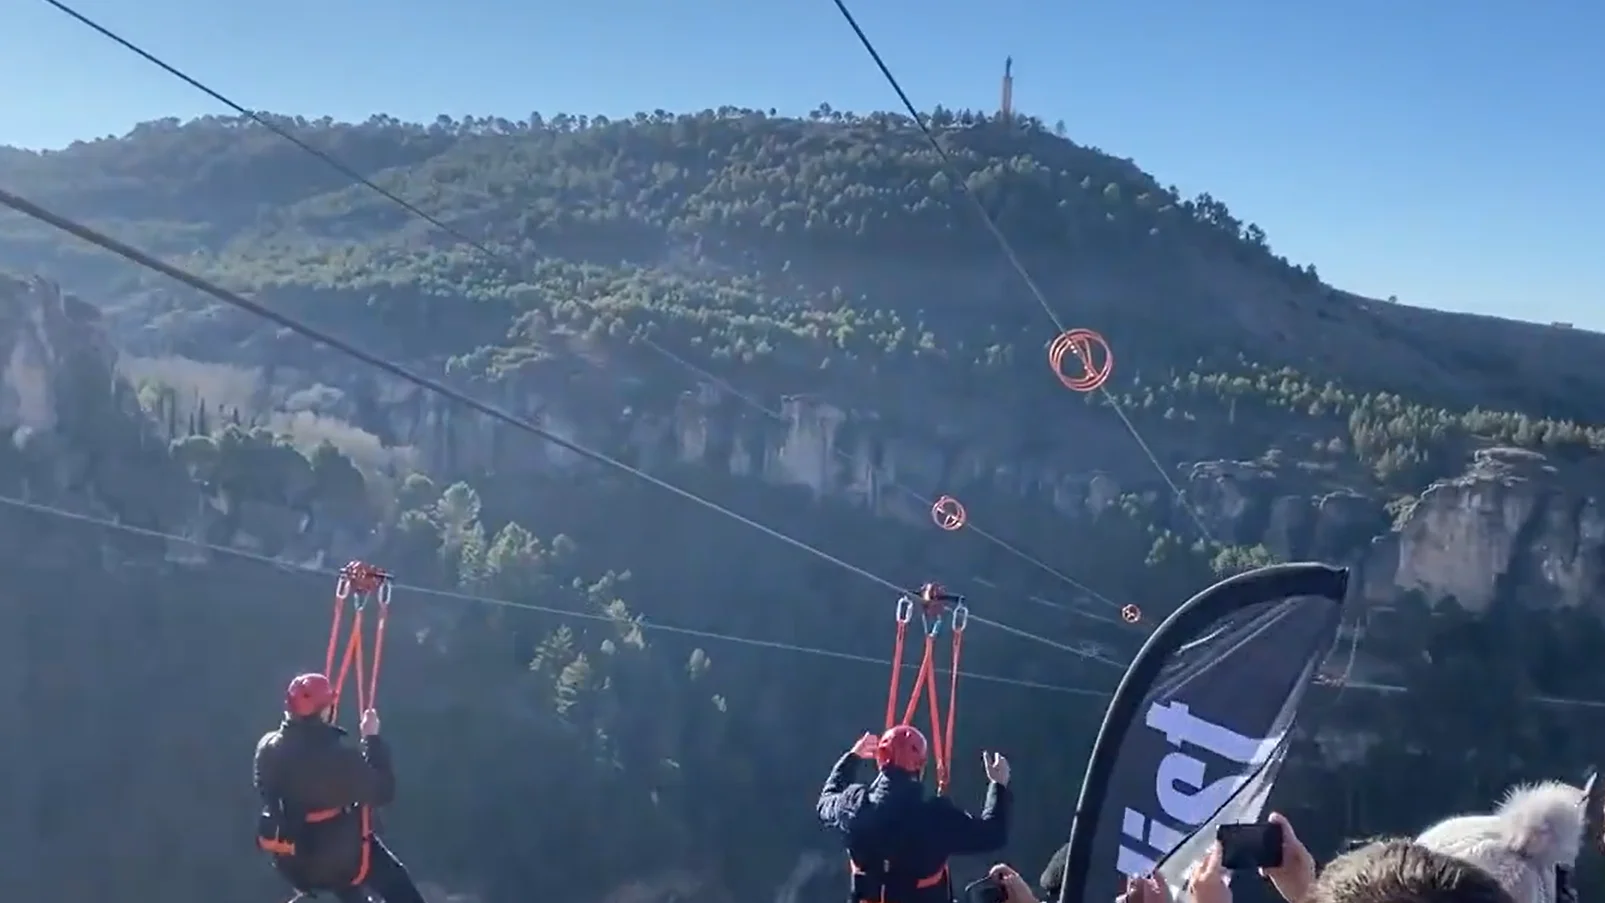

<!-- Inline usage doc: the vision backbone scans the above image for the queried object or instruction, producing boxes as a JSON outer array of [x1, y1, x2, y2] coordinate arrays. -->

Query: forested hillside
[[1, 108, 1604, 903]]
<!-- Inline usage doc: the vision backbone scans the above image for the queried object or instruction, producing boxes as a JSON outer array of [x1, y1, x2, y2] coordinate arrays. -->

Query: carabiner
[[951, 603, 970, 633], [895, 596, 914, 624], [376, 578, 393, 607], [335, 576, 351, 601]]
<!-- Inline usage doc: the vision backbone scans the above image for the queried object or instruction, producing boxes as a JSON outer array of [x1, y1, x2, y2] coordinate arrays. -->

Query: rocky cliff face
[[0, 273, 190, 528], [1364, 447, 1605, 612], [0, 274, 107, 435], [12, 271, 1605, 622], [0, 275, 379, 567], [343, 357, 1605, 620], [362, 374, 1228, 532]]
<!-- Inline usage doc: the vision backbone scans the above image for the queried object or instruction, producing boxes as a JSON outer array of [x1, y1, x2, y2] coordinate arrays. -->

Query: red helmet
[[876, 724, 929, 772], [285, 673, 334, 718]]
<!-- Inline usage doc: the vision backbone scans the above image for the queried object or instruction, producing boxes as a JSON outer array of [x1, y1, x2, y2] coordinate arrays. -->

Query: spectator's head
[[1415, 781, 1587, 903], [1312, 840, 1516, 903]]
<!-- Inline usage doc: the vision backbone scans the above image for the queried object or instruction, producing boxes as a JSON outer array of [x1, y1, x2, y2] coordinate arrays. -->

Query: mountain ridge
[[1, 108, 1597, 423]]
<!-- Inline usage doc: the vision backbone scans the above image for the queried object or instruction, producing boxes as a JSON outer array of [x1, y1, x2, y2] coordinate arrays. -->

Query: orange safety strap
[[883, 583, 968, 794], [849, 859, 951, 898], [259, 808, 372, 854], [274, 810, 374, 902], [324, 561, 392, 723], [352, 807, 373, 884]]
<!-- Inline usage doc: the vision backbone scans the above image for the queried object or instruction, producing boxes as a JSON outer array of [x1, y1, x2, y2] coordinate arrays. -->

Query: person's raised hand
[[359, 708, 381, 737], [852, 731, 879, 760], [989, 864, 1038, 903], [1120, 873, 1172, 903], [1261, 813, 1316, 903], [1185, 843, 1231, 903], [983, 751, 1011, 785]]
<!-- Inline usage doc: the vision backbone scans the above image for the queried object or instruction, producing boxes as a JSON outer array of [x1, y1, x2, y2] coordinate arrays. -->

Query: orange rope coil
[[931, 495, 968, 531], [1048, 328, 1114, 393]]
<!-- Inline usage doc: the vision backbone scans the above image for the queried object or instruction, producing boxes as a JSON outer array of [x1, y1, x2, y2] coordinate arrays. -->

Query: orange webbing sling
[[325, 560, 392, 724], [882, 583, 967, 794]]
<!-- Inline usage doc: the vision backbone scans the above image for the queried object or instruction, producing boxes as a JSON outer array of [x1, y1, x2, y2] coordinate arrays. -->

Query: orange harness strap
[[850, 859, 950, 887], [262, 806, 377, 899], [352, 808, 373, 885], [273, 807, 373, 902], [257, 807, 366, 855], [850, 859, 951, 903], [883, 583, 968, 794]]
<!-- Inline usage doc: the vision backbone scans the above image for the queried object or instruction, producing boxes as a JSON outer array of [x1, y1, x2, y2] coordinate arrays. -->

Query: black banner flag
[[1056, 563, 1350, 903]]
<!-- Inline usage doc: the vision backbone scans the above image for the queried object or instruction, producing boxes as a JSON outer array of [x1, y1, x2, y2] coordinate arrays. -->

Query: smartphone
[[965, 876, 1009, 903], [1216, 822, 1284, 870]]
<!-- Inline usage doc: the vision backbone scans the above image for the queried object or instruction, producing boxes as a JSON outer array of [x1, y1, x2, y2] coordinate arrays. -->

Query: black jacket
[[818, 752, 1010, 903], [254, 717, 395, 889]]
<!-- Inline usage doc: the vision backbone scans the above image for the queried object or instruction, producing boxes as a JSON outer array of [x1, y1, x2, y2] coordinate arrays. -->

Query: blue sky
[[2, 0, 1600, 329]]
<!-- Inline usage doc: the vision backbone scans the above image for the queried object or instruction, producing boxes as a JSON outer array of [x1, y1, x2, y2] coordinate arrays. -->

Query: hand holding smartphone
[[965, 876, 1010, 903], [1216, 822, 1284, 870]]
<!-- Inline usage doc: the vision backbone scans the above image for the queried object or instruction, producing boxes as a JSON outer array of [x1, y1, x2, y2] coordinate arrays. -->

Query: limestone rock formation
[[302, 358, 1605, 619], [1365, 447, 1605, 612], [0, 273, 191, 532], [0, 274, 378, 565]]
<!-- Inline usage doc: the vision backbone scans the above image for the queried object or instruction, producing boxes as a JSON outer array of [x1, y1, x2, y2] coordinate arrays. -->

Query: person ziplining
[[254, 562, 424, 903], [817, 583, 1014, 903]]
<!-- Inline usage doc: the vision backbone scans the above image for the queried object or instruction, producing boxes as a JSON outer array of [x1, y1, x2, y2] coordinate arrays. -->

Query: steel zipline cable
[[0, 184, 1122, 668], [0, 492, 1117, 696], [817, 0, 1417, 692], [824, 0, 1220, 546], [34, 0, 1134, 624]]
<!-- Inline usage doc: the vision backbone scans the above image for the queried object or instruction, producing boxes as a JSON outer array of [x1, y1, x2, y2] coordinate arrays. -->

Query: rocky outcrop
[[1181, 460, 1388, 562], [0, 275, 376, 565], [359, 374, 1228, 532], [0, 273, 191, 530], [0, 273, 125, 440], [352, 374, 1392, 565], [1363, 447, 1605, 612], [0, 274, 108, 433]]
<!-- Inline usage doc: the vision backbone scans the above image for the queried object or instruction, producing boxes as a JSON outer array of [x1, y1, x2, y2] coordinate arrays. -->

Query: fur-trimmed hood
[[1416, 781, 1588, 903]]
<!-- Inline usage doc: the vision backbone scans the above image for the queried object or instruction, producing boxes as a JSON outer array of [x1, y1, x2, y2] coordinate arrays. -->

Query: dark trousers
[[332, 838, 426, 903]]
